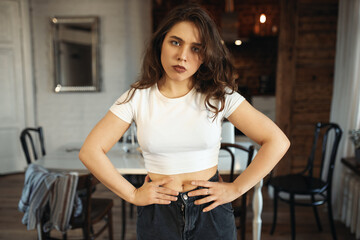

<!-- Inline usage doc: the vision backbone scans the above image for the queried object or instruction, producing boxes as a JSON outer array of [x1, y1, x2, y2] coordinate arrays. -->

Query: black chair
[[220, 142, 255, 240], [19, 127, 110, 239], [39, 173, 114, 240], [20, 127, 46, 164], [269, 122, 342, 240]]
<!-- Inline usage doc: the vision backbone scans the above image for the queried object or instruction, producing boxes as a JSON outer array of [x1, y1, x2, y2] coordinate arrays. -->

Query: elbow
[[261, 130, 291, 152], [78, 144, 106, 164], [78, 146, 87, 164], [281, 134, 291, 155], [267, 130, 290, 156]]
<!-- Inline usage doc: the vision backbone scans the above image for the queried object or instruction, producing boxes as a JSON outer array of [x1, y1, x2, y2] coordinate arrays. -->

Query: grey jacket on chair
[[18, 163, 79, 233]]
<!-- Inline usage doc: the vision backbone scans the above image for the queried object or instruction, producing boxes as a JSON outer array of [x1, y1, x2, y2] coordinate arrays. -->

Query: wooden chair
[[268, 122, 342, 240], [20, 127, 46, 164], [220, 142, 255, 240], [39, 173, 114, 240]]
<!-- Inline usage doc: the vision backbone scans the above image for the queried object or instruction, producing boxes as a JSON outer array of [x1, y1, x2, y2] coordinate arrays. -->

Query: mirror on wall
[[51, 16, 100, 92]]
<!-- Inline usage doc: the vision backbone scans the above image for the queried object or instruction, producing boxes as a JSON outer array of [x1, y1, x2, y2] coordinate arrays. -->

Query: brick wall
[[275, 0, 338, 174]]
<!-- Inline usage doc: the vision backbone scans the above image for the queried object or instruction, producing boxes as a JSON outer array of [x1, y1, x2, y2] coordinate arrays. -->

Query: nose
[[177, 47, 187, 62]]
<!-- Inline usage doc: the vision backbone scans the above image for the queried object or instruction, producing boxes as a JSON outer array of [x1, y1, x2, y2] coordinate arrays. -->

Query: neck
[[158, 78, 193, 98]]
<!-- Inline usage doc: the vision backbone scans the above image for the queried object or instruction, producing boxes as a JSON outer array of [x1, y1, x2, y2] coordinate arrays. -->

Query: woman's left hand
[[187, 180, 240, 212]]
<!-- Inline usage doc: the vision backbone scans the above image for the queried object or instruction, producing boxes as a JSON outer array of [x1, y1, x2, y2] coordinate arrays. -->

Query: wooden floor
[[0, 172, 357, 240]]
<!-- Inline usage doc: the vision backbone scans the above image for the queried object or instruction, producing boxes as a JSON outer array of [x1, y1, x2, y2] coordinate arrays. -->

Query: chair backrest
[[71, 173, 99, 230], [20, 127, 46, 164], [220, 143, 255, 182], [306, 122, 342, 187]]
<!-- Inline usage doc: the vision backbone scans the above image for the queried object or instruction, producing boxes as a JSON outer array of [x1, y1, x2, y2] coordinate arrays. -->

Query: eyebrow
[[169, 35, 202, 46]]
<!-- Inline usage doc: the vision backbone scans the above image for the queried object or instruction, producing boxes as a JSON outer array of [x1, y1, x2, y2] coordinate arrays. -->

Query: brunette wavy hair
[[124, 3, 237, 118]]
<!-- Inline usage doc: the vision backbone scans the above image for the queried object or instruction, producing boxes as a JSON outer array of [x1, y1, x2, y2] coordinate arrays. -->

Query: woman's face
[[160, 21, 203, 85]]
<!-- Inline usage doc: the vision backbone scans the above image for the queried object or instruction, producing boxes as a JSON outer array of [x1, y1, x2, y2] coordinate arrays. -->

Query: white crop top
[[109, 84, 245, 175]]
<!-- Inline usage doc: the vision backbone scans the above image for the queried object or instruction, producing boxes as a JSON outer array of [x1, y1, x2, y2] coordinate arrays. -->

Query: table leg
[[252, 179, 263, 240]]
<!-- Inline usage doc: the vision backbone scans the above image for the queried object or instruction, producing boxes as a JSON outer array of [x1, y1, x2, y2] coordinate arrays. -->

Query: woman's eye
[[192, 47, 200, 53], [171, 41, 180, 46]]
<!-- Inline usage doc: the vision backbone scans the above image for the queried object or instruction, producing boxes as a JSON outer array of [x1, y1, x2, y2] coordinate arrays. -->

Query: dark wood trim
[[274, 0, 298, 175]]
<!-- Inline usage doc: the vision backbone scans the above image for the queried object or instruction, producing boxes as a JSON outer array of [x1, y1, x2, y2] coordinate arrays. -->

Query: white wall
[[330, 0, 360, 218], [30, 0, 151, 151]]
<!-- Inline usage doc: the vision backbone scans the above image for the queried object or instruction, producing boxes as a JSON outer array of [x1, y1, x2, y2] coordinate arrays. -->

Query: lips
[[172, 65, 186, 73]]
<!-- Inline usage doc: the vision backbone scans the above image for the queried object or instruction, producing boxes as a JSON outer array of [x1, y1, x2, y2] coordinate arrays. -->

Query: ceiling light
[[260, 14, 266, 23], [235, 40, 242, 46]]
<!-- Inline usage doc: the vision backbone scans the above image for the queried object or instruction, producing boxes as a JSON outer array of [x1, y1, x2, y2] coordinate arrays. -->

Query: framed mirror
[[51, 16, 100, 92]]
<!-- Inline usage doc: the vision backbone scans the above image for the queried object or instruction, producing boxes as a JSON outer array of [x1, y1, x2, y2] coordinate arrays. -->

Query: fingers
[[143, 183, 178, 203], [136, 186, 178, 205], [155, 192, 177, 202], [136, 177, 179, 205], [154, 199, 174, 205], [188, 180, 215, 197], [144, 174, 150, 182], [194, 195, 215, 205], [188, 181, 233, 212], [149, 191, 178, 205], [191, 195, 220, 212], [152, 176, 175, 187], [202, 202, 219, 212], [187, 188, 210, 197], [192, 193, 223, 212], [148, 187, 177, 204], [218, 174, 224, 182], [143, 176, 178, 195], [191, 180, 213, 188], [156, 185, 179, 196]]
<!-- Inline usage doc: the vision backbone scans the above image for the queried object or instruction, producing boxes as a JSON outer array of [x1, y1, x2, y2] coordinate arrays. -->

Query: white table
[[36, 142, 263, 240]]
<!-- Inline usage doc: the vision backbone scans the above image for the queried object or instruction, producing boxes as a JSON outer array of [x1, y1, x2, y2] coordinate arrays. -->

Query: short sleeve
[[223, 90, 245, 118], [109, 90, 134, 124]]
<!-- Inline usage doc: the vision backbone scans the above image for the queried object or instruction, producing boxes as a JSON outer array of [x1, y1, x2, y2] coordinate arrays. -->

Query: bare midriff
[[148, 165, 218, 192]]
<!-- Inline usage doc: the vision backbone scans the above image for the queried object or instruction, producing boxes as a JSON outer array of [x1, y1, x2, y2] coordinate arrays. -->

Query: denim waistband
[[136, 169, 237, 240], [177, 170, 219, 204], [147, 170, 219, 204]]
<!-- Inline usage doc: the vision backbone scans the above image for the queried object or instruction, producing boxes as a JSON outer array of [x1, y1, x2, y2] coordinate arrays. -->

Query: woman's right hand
[[131, 175, 179, 206]]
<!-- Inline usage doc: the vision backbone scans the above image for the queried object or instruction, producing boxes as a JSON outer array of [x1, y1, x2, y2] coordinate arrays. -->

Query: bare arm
[[79, 111, 178, 205], [228, 100, 290, 194], [189, 100, 290, 211]]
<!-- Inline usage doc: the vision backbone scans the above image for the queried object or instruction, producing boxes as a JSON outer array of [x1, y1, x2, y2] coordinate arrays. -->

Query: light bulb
[[260, 14, 266, 23], [235, 40, 242, 46]]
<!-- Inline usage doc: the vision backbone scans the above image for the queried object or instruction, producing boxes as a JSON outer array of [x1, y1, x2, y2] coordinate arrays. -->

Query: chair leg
[[122, 199, 126, 240], [270, 188, 278, 235], [327, 199, 337, 240], [108, 210, 114, 240], [240, 194, 247, 240], [62, 232, 67, 240], [82, 225, 90, 240], [311, 194, 322, 231], [37, 219, 52, 240], [130, 203, 134, 218], [289, 193, 296, 240], [240, 211, 246, 240]]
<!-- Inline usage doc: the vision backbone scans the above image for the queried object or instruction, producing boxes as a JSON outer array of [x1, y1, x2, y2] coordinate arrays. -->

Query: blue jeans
[[136, 172, 237, 240]]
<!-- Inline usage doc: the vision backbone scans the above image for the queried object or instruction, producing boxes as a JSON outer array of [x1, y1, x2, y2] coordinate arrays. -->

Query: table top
[[36, 143, 146, 174], [35, 142, 257, 175]]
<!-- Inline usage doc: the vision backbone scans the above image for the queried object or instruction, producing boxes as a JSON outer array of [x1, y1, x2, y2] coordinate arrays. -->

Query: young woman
[[79, 4, 290, 240]]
